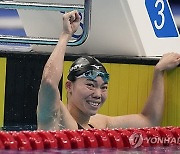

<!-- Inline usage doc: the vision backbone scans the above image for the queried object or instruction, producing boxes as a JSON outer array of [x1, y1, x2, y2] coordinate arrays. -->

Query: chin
[[89, 112, 97, 116]]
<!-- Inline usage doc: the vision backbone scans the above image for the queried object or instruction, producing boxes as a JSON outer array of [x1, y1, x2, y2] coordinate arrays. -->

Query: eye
[[101, 85, 108, 91], [86, 83, 95, 88]]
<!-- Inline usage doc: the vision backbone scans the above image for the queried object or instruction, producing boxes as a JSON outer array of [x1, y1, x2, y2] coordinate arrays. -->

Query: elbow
[[38, 77, 59, 105], [40, 75, 58, 91], [39, 79, 55, 96], [41, 67, 60, 89], [140, 113, 162, 127], [41, 65, 54, 84], [41, 76, 53, 86], [41, 69, 53, 84]]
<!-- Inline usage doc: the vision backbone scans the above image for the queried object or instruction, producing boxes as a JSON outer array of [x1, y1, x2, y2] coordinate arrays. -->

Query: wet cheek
[[102, 93, 108, 102], [82, 86, 93, 93], [77, 88, 91, 99]]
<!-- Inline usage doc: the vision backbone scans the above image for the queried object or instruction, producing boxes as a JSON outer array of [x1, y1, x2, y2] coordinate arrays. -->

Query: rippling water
[[0, 147, 180, 154]]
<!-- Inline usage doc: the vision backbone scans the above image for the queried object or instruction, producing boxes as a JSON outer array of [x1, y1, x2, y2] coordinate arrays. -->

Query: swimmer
[[37, 10, 180, 130]]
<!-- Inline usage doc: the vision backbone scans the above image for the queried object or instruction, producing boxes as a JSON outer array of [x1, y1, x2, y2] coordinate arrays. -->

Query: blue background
[[145, 0, 179, 38]]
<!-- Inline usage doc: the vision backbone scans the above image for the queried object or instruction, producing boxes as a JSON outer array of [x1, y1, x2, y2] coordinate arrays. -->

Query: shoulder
[[89, 114, 109, 129]]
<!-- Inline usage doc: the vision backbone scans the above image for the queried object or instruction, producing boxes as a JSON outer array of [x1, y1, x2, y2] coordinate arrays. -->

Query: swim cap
[[67, 56, 108, 81]]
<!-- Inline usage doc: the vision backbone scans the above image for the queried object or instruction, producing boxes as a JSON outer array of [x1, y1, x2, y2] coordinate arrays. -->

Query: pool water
[[0, 146, 180, 154]]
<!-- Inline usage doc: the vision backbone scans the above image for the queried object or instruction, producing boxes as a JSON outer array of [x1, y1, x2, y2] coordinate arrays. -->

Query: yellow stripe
[[176, 67, 180, 126], [147, 66, 154, 94], [162, 72, 168, 126], [116, 64, 129, 115], [107, 64, 120, 116], [62, 61, 73, 104], [128, 65, 139, 114], [0, 58, 6, 127], [166, 69, 177, 126], [137, 65, 149, 113]]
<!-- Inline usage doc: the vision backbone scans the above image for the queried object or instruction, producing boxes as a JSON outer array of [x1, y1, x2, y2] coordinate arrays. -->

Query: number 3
[[154, 0, 165, 30]]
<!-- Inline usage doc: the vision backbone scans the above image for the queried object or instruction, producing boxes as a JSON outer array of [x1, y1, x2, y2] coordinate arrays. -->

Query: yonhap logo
[[129, 132, 180, 148], [129, 133, 144, 148]]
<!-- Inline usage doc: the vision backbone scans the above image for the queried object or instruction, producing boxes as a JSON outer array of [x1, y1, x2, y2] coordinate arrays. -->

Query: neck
[[67, 101, 91, 128]]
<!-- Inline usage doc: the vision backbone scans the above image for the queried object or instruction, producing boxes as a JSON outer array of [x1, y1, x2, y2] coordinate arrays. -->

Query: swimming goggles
[[76, 70, 109, 83]]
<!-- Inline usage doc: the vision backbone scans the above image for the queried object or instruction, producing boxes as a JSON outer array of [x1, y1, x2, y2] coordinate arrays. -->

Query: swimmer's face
[[68, 76, 108, 116]]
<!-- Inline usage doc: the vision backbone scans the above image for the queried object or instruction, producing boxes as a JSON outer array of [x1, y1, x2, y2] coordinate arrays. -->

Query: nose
[[92, 88, 102, 99]]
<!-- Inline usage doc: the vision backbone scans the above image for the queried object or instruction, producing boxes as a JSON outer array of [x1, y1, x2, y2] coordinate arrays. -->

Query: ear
[[65, 80, 73, 92]]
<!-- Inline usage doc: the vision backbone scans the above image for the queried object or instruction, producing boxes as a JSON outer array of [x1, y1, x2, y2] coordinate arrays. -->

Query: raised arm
[[107, 52, 180, 128], [37, 11, 80, 130], [141, 53, 180, 126]]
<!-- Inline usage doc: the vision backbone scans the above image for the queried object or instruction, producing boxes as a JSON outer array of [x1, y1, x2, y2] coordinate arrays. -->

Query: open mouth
[[87, 101, 100, 107]]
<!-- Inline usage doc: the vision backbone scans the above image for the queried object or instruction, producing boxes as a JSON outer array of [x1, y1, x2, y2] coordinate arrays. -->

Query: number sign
[[145, 0, 179, 38]]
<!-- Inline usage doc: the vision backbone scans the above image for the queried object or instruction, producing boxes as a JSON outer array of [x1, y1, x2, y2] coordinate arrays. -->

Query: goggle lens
[[77, 70, 109, 82]]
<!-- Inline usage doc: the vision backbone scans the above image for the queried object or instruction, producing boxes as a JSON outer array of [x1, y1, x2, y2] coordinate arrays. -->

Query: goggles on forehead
[[76, 70, 109, 83]]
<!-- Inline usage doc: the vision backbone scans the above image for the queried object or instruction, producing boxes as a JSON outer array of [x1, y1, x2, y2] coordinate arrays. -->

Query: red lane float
[[154, 127, 175, 146], [77, 129, 98, 148], [63, 130, 85, 149], [50, 131, 71, 149], [0, 138, 4, 150], [103, 129, 124, 149], [116, 129, 132, 148], [36, 131, 58, 149], [143, 127, 162, 147], [89, 129, 111, 148], [10, 131, 32, 150], [0, 126, 179, 151], [0, 131, 17, 150], [171, 127, 180, 146], [22, 131, 44, 150]]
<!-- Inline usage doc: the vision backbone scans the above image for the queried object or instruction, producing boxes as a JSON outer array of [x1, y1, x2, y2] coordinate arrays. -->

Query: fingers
[[69, 12, 76, 24], [162, 52, 180, 61], [174, 54, 180, 65], [163, 52, 180, 57], [63, 10, 80, 23], [168, 52, 180, 67], [74, 11, 81, 22], [156, 52, 180, 72]]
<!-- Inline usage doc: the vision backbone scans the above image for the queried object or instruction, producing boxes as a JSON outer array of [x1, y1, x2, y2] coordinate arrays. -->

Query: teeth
[[87, 101, 100, 107]]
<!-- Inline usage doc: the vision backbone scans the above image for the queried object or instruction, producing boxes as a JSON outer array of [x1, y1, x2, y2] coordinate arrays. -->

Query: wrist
[[154, 65, 164, 75], [59, 32, 72, 42]]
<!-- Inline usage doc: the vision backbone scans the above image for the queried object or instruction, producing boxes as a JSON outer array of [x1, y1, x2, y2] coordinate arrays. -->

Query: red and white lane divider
[[0, 126, 179, 150]]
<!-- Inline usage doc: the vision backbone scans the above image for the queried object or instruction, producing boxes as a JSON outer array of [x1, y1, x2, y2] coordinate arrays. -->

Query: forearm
[[141, 67, 164, 126], [42, 33, 71, 87]]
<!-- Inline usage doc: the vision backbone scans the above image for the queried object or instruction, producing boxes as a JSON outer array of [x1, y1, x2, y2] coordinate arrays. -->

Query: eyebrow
[[87, 79, 108, 85], [87, 79, 96, 82]]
